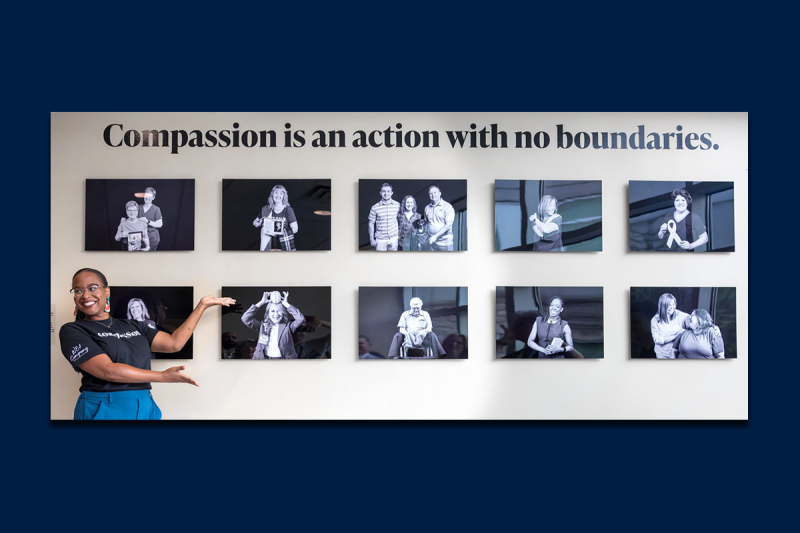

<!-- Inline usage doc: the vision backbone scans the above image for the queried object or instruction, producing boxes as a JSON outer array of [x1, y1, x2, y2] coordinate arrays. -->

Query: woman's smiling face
[[548, 298, 563, 318], [268, 304, 283, 324], [72, 271, 109, 318], [130, 300, 143, 319], [273, 189, 284, 204], [674, 195, 688, 212], [405, 197, 415, 211]]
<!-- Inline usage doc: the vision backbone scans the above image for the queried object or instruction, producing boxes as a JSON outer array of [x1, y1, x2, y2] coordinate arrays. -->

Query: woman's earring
[[73, 306, 78, 316], [104, 298, 111, 313]]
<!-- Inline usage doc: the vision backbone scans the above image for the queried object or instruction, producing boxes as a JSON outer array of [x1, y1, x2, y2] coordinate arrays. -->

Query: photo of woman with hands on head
[[241, 290, 306, 359]]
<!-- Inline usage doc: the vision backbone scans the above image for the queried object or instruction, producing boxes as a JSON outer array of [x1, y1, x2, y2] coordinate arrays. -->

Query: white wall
[[50, 112, 748, 419]]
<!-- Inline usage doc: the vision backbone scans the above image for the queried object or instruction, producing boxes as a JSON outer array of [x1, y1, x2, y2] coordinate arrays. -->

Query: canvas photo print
[[109, 286, 194, 359], [494, 180, 602, 252], [630, 287, 737, 359], [85, 179, 195, 251], [220, 286, 331, 359], [629, 181, 735, 252], [222, 179, 331, 251], [358, 179, 467, 251], [358, 287, 468, 359], [496, 286, 604, 359]]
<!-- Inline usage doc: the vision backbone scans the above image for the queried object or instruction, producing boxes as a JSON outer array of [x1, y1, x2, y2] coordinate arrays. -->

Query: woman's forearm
[[96, 362, 166, 383]]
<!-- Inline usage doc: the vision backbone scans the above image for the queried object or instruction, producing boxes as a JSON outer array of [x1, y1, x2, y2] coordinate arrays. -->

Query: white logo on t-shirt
[[70, 344, 89, 362]]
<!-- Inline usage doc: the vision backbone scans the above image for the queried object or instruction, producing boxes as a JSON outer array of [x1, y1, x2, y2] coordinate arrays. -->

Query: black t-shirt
[[59, 318, 159, 392]]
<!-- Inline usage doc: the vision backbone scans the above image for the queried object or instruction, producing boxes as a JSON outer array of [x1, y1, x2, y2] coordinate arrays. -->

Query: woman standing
[[241, 291, 306, 359], [253, 185, 298, 251], [59, 268, 235, 419], [530, 195, 563, 251], [674, 309, 725, 359], [127, 297, 158, 360], [115, 201, 150, 251], [649, 293, 688, 359], [138, 187, 163, 251], [397, 195, 422, 251], [657, 188, 708, 252], [527, 296, 574, 359]]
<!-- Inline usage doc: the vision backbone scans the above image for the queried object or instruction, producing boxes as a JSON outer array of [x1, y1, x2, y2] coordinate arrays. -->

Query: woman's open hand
[[200, 295, 236, 309], [162, 366, 198, 386]]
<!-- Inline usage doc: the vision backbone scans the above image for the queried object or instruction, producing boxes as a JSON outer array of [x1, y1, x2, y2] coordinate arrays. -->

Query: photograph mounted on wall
[[85, 179, 195, 251], [630, 287, 737, 359], [220, 286, 331, 359], [494, 180, 602, 252], [629, 181, 735, 252], [358, 287, 468, 359], [109, 286, 195, 359], [358, 179, 467, 251], [496, 286, 604, 359], [222, 179, 331, 251]]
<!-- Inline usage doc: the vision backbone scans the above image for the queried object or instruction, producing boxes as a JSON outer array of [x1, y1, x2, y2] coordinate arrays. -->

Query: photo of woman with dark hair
[[138, 186, 163, 251], [59, 268, 234, 419], [648, 292, 721, 359], [253, 184, 298, 251], [397, 195, 423, 251], [657, 188, 708, 252], [674, 309, 725, 359], [115, 201, 150, 251], [241, 290, 306, 358], [530, 195, 563, 251], [441, 334, 468, 359], [527, 296, 574, 358]]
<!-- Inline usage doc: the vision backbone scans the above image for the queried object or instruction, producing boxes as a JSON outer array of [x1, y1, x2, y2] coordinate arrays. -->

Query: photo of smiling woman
[[629, 181, 735, 252], [494, 180, 603, 252], [496, 286, 604, 359], [84, 179, 195, 251], [115, 201, 150, 251], [59, 268, 235, 420], [253, 184, 298, 251], [630, 287, 737, 359], [222, 179, 331, 251]]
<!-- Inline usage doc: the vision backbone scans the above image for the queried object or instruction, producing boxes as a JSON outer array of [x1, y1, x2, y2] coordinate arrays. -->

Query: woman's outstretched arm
[[151, 295, 235, 353]]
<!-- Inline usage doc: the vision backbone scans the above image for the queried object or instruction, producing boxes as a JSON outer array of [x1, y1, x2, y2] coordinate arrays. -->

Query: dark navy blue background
[[7, 3, 786, 531]]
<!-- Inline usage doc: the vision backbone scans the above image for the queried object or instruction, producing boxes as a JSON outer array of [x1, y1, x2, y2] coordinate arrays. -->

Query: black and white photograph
[[222, 179, 331, 251], [496, 286, 604, 359], [358, 180, 467, 251], [629, 181, 735, 252], [220, 286, 331, 359], [85, 179, 195, 251], [494, 180, 602, 252], [108, 286, 195, 359], [358, 287, 468, 359], [630, 287, 737, 359]]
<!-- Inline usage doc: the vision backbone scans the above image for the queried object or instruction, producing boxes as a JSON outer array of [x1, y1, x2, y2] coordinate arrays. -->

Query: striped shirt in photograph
[[368, 199, 400, 239]]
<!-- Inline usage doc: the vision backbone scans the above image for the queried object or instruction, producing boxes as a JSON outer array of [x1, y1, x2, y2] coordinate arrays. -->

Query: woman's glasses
[[70, 285, 107, 297]]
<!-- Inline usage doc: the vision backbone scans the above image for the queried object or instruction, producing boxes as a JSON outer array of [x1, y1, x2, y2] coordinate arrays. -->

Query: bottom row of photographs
[[106, 286, 737, 360]]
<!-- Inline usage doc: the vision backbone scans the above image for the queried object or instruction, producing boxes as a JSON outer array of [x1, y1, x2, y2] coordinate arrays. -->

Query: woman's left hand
[[200, 296, 236, 308], [679, 240, 694, 250], [282, 291, 290, 306]]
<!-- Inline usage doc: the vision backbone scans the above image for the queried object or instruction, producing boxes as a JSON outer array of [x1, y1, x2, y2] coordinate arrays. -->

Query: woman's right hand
[[253, 217, 263, 228], [162, 366, 198, 386]]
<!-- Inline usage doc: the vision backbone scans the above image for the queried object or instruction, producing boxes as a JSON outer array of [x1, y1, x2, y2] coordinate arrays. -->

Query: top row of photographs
[[84, 178, 735, 253]]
